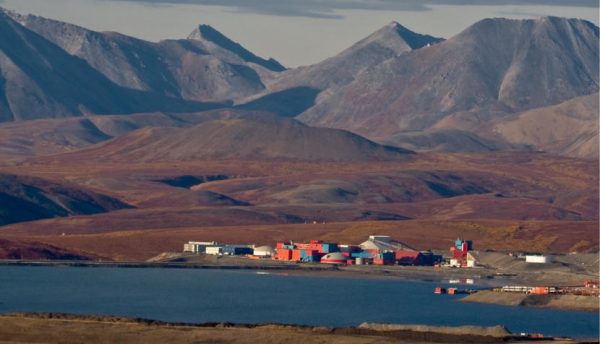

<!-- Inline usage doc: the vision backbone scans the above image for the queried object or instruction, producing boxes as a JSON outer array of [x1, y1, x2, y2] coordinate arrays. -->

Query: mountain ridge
[[0, 10, 224, 122], [0, 9, 597, 159], [288, 16, 598, 156], [188, 24, 285, 72], [3, 9, 281, 103], [35, 116, 415, 163]]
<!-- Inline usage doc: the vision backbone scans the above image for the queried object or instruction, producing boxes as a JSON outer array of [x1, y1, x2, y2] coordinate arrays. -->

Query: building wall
[[206, 247, 222, 255]]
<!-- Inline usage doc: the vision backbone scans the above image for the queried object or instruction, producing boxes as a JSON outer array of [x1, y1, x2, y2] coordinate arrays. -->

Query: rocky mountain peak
[[348, 21, 443, 56], [188, 23, 285, 72]]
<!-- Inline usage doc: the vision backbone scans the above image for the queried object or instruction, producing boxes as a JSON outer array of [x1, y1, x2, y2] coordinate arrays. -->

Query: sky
[[1, 0, 598, 67]]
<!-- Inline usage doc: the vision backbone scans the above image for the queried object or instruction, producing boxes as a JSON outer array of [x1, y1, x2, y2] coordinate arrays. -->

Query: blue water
[[0, 266, 597, 338]]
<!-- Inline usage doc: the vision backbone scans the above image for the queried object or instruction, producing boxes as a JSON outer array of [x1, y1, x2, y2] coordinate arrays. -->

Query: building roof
[[360, 238, 415, 251], [369, 235, 392, 243]]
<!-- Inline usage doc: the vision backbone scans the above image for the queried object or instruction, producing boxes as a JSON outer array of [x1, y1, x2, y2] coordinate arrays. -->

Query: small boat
[[434, 287, 446, 294]]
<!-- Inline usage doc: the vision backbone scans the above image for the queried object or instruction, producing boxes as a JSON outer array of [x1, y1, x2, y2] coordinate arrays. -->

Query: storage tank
[[321, 252, 347, 264]]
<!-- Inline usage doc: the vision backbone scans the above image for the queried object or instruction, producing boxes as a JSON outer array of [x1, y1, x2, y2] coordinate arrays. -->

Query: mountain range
[[284, 17, 598, 159], [0, 8, 597, 159], [0, 8, 598, 259]]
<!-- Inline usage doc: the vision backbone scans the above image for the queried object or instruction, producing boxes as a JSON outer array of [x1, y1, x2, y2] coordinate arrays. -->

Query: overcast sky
[[1, 0, 598, 67]]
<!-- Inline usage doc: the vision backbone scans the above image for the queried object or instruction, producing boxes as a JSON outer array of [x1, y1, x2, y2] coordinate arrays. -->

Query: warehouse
[[253, 245, 275, 257], [205, 245, 253, 256], [222, 245, 253, 256], [183, 241, 219, 253], [205, 246, 222, 255], [526, 255, 550, 264], [274, 240, 339, 262]]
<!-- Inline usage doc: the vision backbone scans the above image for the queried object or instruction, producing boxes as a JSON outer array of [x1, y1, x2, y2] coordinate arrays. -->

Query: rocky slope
[[254, 17, 598, 156], [246, 22, 442, 117], [7, 10, 282, 103], [495, 93, 599, 159], [0, 10, 221, 122]]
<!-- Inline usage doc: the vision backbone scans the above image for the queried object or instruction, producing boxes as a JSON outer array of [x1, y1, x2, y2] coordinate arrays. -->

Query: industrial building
[[525, 255, 550, 264], [275, 240, 339, 262], [253, 246, 275, 257], [205, 245, 253, 256], [181, 235, 448, 267], [183, 241, 219, 253], [274, 236, 441, 266], [184, 240, 254, 256], [448, 238, 476, 268]]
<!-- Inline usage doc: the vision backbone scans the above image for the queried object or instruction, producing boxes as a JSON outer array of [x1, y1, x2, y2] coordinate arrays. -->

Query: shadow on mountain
[[236, 87, 320, 118], [156, 175, 228, 189], [0, 173, 133, 226]]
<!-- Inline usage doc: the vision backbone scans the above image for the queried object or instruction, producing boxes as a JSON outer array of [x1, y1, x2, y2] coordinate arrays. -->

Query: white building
[[183, 241, 218, 253], [525, 255, 549, 264], [449, 258, 462, 267], [253, 245, 274, 257], [466, 252, 477, 267], [205, 246, 223, 255]]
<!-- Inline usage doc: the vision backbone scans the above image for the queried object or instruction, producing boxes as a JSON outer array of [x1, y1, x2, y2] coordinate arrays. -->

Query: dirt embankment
[[0, 313, 584, 344], [461, 290, 599, 312]]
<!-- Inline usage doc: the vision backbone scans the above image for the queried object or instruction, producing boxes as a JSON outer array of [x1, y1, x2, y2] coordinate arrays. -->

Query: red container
[[292, 250, 302, 262], [530, 287, 549, 295], [276, 249, 292, 260]]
